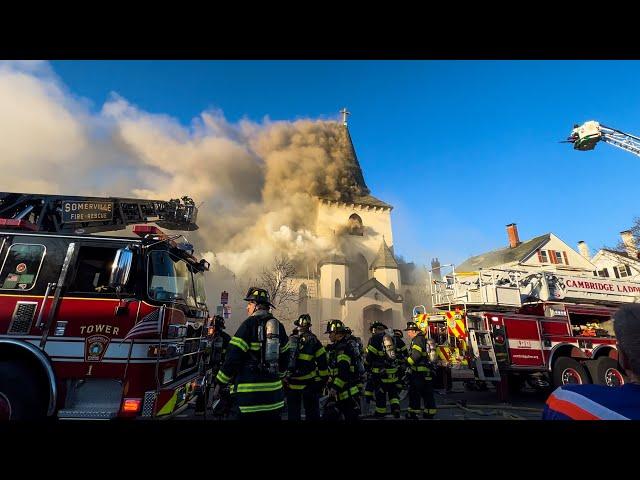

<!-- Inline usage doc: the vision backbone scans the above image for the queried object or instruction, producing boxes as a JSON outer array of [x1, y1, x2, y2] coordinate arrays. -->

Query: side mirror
[[110, 247, 134, 289]]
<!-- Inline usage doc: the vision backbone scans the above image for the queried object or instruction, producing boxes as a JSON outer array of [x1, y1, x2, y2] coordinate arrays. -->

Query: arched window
[[348, 213, 364, 236], [389, 282, 395, 294], [349, 253, 368, 290], [334, 278, 342, 298], [298, 284, 308, 316]]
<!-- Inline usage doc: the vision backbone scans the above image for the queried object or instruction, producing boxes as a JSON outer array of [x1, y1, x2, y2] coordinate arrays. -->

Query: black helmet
[[325, 319, 347, 334], [294, 314, 312, 327], [213, 315, 225, 329], [393, 329, 403, 337], [369, 321, 387, 333], [404, 321, 420, 332], [243, 287, 275, 308]]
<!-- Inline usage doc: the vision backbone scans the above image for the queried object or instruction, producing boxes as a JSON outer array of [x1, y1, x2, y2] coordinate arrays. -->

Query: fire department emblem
[[85, 335, 110, 362], [15, 263, 27, 274]]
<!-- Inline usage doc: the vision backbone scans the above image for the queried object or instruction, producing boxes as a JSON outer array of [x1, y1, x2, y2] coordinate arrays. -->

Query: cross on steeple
[[340, 107, 350, 126]]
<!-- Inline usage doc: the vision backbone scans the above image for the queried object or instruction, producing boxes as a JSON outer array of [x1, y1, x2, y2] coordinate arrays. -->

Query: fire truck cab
[[0, 193, 214, 420]]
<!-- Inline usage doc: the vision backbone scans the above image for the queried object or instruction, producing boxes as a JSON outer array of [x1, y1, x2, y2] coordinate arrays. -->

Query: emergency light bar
[[133, 225, 166, 237], [0, 218, 38, 231]]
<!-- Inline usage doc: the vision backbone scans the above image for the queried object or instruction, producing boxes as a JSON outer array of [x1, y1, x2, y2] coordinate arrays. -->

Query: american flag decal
[[124, 306, 164, 341]]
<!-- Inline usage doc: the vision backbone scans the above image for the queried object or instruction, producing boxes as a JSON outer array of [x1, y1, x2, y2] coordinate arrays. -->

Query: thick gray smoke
[[0, 61, 376, 326]]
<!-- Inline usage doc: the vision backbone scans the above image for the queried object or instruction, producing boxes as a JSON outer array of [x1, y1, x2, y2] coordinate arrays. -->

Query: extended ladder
[[0, 192, 199, 233]]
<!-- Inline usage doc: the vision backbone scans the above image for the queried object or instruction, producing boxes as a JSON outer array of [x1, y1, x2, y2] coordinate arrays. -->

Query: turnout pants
[[408, 373, 437, 418], [286, 387, 320, 421], [237, 409, 283, 421], [337, 395, 361, 422], [372, 375, 400, 416]]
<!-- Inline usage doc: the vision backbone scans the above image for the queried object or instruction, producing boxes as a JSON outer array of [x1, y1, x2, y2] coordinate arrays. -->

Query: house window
[[334, 279, 342, 298], [554, 251, 564, 264], [540, 250, 548, 263], [613, 265, 632, 279], [597, 268, 610, 278]]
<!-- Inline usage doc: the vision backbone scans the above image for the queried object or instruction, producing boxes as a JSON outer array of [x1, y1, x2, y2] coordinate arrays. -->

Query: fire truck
[[0, 192, 215, 420], [416, 266, 640, 399]]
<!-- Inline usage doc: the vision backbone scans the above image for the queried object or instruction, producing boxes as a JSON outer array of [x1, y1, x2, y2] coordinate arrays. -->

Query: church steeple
[[337, 109, 370, 196], [372, 237, 399, 270]]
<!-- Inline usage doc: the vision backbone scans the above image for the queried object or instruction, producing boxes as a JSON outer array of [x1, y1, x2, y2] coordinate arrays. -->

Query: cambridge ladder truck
[[0, 192, 217, 420], [421, 265, 639, 401]]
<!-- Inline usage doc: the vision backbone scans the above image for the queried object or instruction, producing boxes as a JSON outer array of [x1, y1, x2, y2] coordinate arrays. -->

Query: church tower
[[372, 238, 401, 293]]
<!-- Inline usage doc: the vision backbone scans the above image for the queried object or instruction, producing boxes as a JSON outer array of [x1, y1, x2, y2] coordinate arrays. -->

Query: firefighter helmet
[[294, 313, 312, 327], [404, 321, 420, 331], [243, 287, 275, 307], [369, 321, 387, 333], [393, 329, 403, 338], [213, 315, 225, 330], [325, 319, 347, 334]]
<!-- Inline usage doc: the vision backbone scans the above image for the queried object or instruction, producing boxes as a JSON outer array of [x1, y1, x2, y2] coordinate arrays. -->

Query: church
[[288, 111, 427, 340]]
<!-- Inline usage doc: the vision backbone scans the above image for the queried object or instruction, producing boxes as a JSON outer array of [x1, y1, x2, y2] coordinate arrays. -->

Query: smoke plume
[[0, 61, 375, 324]]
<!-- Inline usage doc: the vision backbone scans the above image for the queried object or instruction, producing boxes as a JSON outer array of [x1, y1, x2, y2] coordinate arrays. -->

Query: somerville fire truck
[[0, 192, 215, 420], [414, 266, 640, 399]]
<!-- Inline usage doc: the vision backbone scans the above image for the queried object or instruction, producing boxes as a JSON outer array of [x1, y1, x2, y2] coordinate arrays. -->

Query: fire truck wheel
[[552, 357, 590, 388], [0, 361, 45, 421], [594, 357, 626, 387]]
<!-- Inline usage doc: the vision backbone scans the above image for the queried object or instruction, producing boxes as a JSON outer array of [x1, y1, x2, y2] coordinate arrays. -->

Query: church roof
[[372, 238, 399, 269], [341, 277, 403, 304], [319, 252, 348, 266], [315, 123, 392, 211]]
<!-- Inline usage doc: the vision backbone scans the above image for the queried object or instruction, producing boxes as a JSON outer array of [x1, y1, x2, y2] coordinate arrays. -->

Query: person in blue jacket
[[543, 303, 640, 420]]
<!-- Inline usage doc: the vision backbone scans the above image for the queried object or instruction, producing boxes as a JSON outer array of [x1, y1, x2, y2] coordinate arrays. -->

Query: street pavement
[[174, 383, 547, 421]]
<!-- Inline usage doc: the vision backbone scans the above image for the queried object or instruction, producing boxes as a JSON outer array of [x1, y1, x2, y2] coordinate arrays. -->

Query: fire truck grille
[[142, 391, 157, 417], [8, 302, 38, 334]]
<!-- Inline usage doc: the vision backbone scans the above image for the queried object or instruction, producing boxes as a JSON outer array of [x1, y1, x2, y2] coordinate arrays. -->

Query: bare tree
[[603, 216, 640, 253], [259, 255, 299, 325]]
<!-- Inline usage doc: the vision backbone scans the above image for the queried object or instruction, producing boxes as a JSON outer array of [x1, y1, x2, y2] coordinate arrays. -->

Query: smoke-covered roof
[[319, 252, 348, 266], [316, 123, 392, 210], [372, 238, 399, 269]]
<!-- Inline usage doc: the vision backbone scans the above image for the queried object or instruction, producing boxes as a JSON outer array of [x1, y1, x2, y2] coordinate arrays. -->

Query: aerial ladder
[[566, 121, 640, 157], [0, 192, 199, 234]]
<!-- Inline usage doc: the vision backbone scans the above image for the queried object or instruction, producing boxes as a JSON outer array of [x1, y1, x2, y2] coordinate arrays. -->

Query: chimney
[[431, 258, 441, 280], [620, 230, 638, 258], [506, 223, 520, 248], [577, 241, 590, 259]]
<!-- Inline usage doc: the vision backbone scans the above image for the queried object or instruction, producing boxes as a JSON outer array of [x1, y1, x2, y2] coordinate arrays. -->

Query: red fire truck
[[424, 267, 637, 398], [0, 192, 214, 420]]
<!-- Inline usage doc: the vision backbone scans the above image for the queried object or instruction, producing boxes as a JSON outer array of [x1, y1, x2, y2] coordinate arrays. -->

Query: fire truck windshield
[[148, 251, 197, 307], [193, 270, 207, 306]]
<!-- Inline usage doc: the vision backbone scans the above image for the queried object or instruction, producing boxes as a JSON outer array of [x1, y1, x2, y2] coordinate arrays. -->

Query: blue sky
[[50, 60, 640, 266]]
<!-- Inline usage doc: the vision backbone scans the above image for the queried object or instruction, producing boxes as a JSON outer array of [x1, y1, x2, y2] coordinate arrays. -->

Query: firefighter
[[213, 287, 289, 420], [284, 314, 329, 421], [344, 326, 366, 394], [366, 321, 401, 418], [324, 319, 361, 421], [394, 328, 408, 392], [196, 315, 231, 415], [404, 321, 437, 420]]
